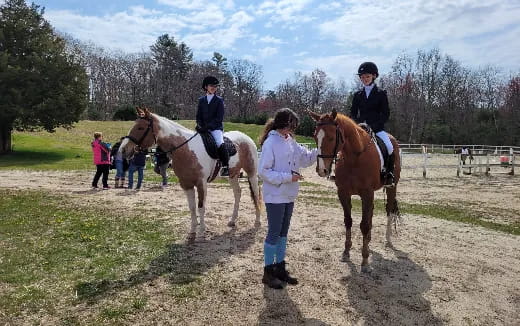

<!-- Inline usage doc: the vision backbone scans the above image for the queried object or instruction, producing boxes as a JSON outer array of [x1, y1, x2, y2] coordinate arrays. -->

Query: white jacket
[[259, 130, 318, 203]]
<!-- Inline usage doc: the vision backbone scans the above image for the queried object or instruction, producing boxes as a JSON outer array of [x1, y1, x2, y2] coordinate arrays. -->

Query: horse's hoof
[[361, 265, 372, 274], [227, 220, 236, 227], [187, 233, 196, 244], [340, 251, 350, 262]]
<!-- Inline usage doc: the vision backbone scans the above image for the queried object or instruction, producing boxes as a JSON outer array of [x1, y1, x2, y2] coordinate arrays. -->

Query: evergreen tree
[[0, 0, 88, 153]]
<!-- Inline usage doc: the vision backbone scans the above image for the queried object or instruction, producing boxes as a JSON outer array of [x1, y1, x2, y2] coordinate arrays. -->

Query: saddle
[[198, 131, 237, 159], [199, 131, 238, 182], [358, 123, 390, 171]]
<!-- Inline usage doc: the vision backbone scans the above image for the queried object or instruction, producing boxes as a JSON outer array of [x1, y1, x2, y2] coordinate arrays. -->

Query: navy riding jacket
[[350, 85, 390, 133], [196, 95, 225, 131]]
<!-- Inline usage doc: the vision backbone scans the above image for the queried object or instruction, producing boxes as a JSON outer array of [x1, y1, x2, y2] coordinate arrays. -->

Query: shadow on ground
[[74, 224, 260, 303], [341, 246, 444, 325], [258, 286, 330, 326]]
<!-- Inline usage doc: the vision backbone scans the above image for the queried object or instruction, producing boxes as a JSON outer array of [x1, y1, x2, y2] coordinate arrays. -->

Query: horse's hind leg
[[228, 176, 241, 227], [184, 187, 198, 242], [360, 190, 374, 273], [385, 186, 399, 246], [338, 190, 352, 262]]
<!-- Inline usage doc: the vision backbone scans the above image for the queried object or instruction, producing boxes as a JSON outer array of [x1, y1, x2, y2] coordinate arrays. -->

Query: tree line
[[1, 0, 518, 154]]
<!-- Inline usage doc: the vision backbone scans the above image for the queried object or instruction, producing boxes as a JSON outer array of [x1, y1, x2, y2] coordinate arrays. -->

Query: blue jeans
[[128, 164, 144, 189], [115, 159, 126, 179], [265, 202, 294, 245]]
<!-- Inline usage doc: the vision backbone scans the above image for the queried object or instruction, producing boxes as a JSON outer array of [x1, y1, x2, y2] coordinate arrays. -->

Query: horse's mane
[[334, 112, 367, 153], [153, 114, 193, 134]]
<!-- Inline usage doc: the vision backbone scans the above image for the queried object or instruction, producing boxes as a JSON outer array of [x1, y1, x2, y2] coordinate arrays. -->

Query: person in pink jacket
[[91, 132, 111, 189]]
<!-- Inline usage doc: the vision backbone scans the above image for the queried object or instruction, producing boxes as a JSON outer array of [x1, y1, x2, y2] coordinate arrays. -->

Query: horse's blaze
[[315, 129, 328, 177]]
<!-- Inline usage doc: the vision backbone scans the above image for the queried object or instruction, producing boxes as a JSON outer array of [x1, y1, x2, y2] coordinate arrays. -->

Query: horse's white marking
[[316, 129, 326, 175]]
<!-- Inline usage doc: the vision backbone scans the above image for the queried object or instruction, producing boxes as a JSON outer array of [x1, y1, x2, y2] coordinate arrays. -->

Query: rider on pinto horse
[[350, 62, 395, 187]]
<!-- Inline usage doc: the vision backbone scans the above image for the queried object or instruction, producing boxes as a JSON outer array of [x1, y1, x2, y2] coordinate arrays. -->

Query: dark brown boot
[[275, 261, 298, 285], [262, 264, 283, 289]]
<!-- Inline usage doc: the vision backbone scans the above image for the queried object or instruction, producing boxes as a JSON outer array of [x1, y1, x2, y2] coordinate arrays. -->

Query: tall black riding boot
[[275, 261, 298, 285], [218, 144, 230, 176], [385, 152, 395, 187], [262, 264, 284, 289]]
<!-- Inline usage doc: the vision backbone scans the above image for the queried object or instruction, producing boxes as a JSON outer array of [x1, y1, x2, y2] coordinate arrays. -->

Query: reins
[[126, 116, 198, 156]]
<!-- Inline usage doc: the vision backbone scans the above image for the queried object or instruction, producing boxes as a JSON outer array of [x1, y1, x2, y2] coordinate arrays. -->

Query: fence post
[[510, 148, 515, 176], [457, 154, 461, 177], [422, 146, 427, 178], [486, 153, 490, 176]]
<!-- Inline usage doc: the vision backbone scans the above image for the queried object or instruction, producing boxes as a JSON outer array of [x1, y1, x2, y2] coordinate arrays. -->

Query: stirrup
[[220, 167, 229, 177]]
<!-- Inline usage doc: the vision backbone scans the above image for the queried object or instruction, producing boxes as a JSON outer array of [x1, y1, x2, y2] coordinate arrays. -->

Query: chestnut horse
[[120, 108, 262, 241], [309, 110, 401, 272]]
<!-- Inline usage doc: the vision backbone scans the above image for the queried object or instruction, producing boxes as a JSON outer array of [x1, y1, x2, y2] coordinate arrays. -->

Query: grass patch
[[0, 189, 176, 320], [3, 120, 315, 171], [299, 192, 519, 235]]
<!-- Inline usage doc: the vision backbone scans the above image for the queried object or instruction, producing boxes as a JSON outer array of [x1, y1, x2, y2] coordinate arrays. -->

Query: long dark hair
[[258, 108, 299, 146]]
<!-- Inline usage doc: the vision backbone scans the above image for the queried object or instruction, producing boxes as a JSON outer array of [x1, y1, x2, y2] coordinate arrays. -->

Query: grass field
[[0, 120, 315, 171]]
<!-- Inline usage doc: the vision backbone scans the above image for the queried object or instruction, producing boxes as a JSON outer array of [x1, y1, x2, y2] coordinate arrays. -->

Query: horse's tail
[[248, 177, 263, 213]]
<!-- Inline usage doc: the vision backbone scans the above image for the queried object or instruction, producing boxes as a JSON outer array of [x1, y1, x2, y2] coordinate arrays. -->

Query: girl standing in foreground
[[258, 108, 318, 289]]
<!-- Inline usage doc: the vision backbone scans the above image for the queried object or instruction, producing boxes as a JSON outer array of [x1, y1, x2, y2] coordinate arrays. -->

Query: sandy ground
[[1, 154, 519, 325]]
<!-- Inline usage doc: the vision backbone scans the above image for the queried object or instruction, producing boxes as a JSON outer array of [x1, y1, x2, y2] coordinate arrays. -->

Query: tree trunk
[[0, 122, 13, 154]]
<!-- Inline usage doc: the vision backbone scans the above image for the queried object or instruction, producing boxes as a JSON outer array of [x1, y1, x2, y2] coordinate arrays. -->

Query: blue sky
[[6, 0, 520, 90]]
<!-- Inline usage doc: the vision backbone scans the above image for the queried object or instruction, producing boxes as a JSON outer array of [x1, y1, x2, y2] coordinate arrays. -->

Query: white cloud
[[158, 0, 235, 11], [259, 35, 284, 44], [45, 9, 187, 53], [44, 6, 254, 54], [320, 0, 520, 52], [259, 46, 279, 57], [253, 0, 315, 27]]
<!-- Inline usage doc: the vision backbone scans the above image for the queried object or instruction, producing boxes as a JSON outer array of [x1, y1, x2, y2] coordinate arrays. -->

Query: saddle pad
[[199, 132, 237, 159], [375, 135, 388, 172]]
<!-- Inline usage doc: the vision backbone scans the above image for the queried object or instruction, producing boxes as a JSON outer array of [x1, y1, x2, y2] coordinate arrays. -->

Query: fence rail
[[400, 143, 520, 155]]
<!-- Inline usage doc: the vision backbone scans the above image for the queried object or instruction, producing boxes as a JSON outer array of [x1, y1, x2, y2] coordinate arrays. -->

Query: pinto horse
[[120, 108, 262, 241], [309, 110, 401, 272]]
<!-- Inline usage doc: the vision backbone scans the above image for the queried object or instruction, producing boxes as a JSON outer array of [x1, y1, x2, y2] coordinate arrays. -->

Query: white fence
[[400, 143, 520, 155], [400, 147, 518, 178]]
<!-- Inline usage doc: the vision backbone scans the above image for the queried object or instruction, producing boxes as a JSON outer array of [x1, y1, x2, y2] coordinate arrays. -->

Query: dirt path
[[1, 159, 519, 325]]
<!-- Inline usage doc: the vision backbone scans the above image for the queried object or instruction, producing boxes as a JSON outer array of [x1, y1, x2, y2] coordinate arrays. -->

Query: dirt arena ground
[[1, 153, 519, 325]]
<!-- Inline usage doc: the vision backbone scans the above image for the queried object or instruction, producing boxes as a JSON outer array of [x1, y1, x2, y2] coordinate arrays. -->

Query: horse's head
[[120, 107, 157, 159], [308, 109, 343, 178]]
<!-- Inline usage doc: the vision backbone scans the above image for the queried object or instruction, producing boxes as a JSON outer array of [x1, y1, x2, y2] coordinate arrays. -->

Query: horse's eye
[[138, 127, 144, 130]]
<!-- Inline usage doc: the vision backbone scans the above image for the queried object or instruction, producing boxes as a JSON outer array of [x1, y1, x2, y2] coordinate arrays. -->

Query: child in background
[[154, 146, 170, 188], [91, 132, 111, 190], [127, 149, 147, 190], [110, 137, 129, 188]]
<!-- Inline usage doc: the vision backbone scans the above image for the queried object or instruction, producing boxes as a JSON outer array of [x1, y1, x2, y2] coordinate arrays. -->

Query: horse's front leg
[[184, 187, 197, 242], [227, 176, 241, 227], [338, 189, 352, 262], [196, 183, 207, 234], [360, 190, 374, 273]]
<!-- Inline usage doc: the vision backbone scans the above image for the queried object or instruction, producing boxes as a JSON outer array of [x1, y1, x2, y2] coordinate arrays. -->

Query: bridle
[[316, 121, 343, 178], [125, 116, 198, 154]]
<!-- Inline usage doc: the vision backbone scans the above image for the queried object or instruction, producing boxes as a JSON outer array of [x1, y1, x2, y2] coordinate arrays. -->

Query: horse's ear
[[136, 107, 144, 117], [143, 107, 152, 118], [331, 108, 337, 120], [307, 110, 321, 122]]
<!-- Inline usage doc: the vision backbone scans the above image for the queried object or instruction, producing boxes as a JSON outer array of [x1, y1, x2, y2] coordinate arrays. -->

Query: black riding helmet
[[202, 76, 219, 89], [357, 62, 379, 78]]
